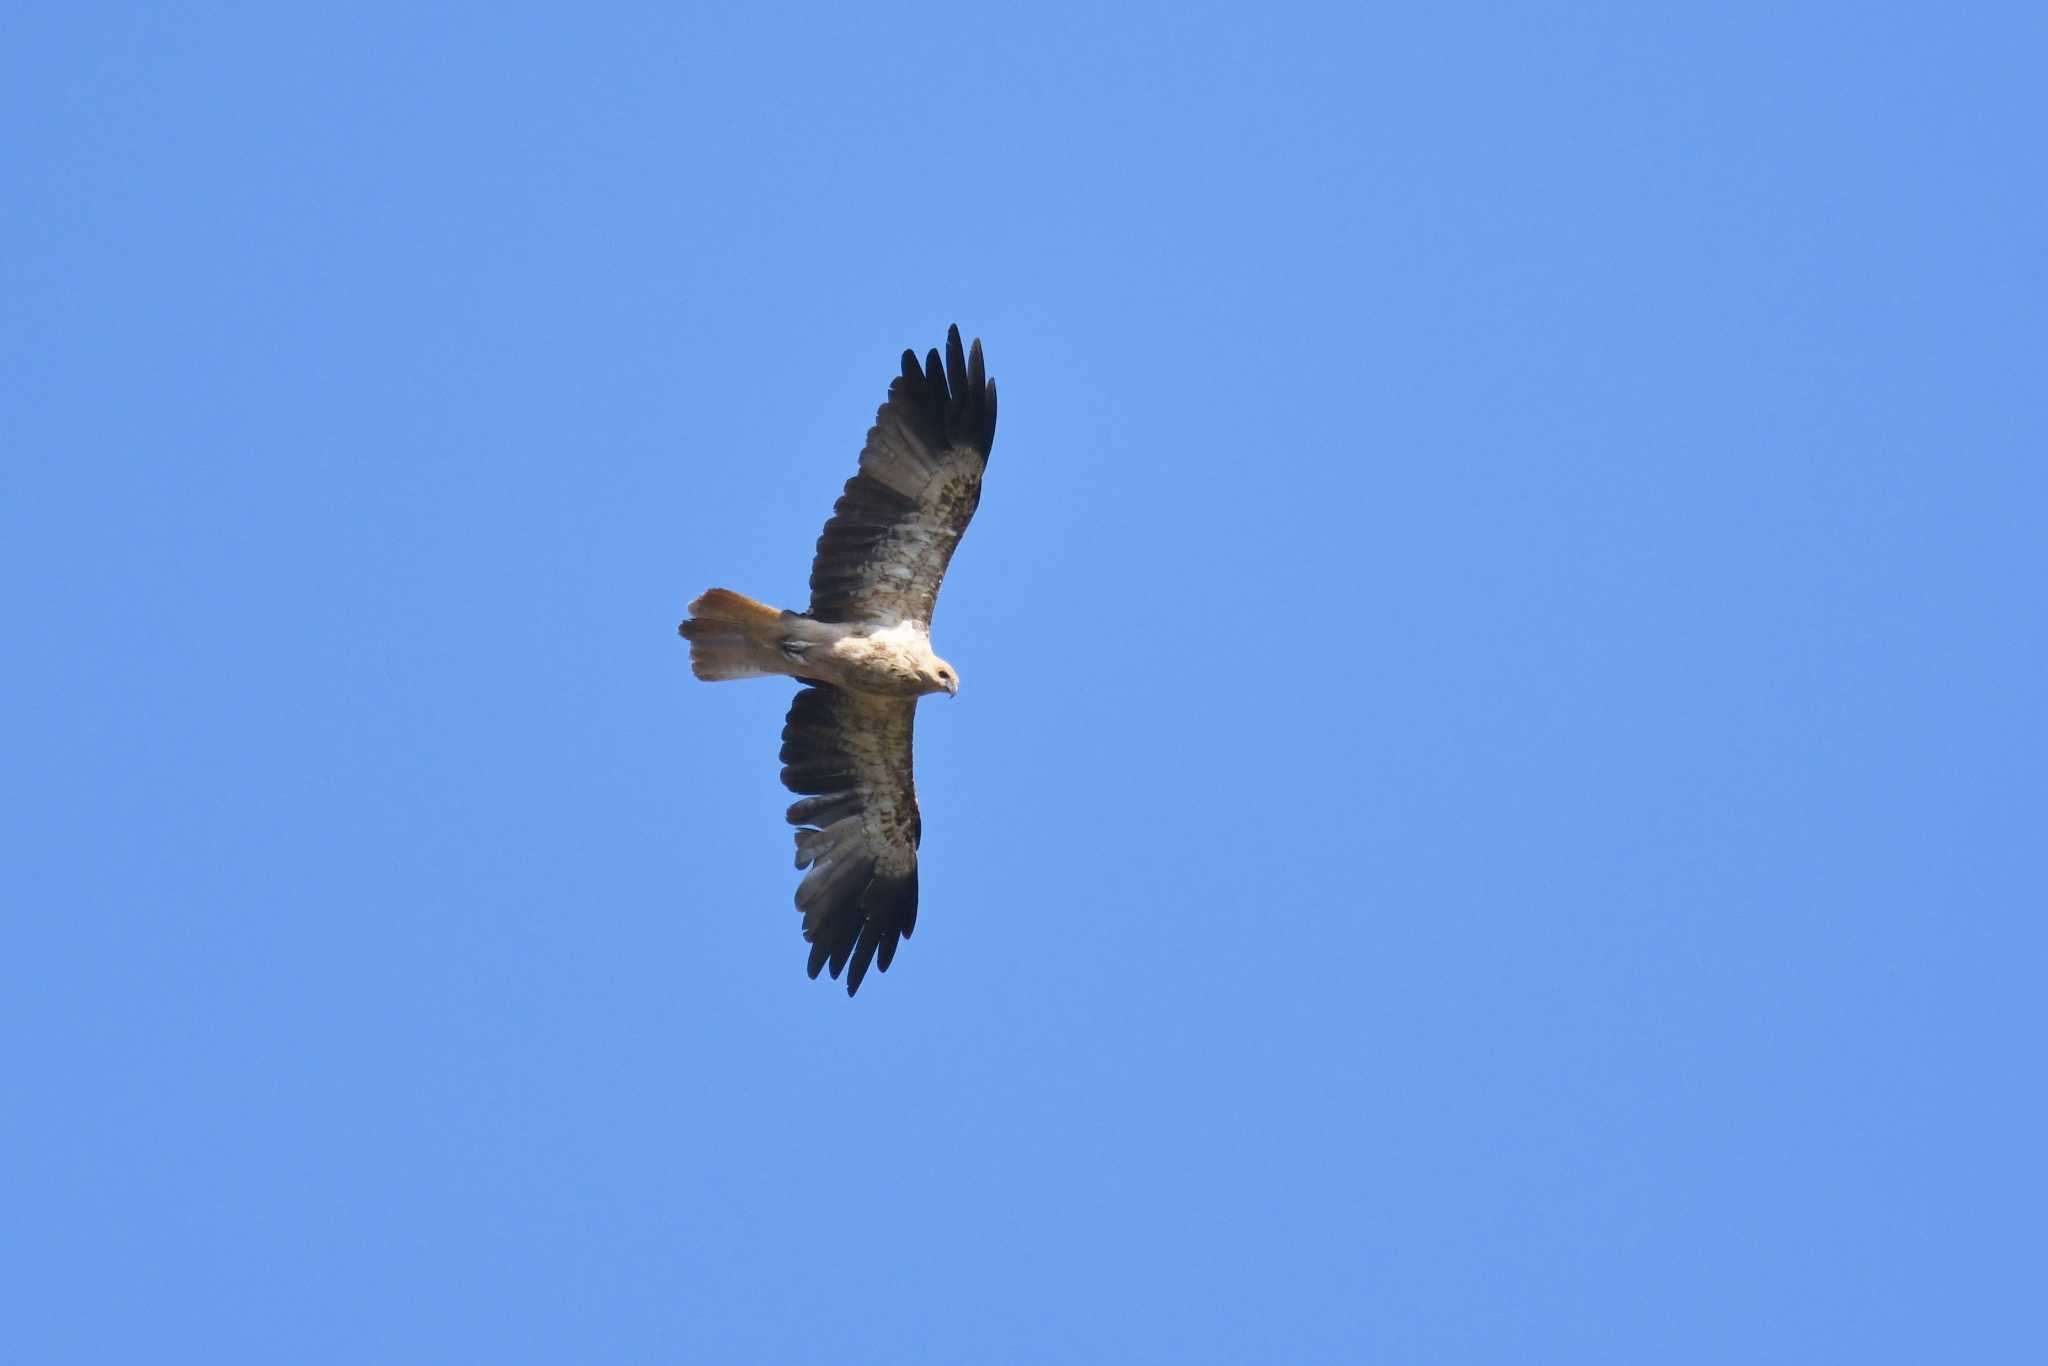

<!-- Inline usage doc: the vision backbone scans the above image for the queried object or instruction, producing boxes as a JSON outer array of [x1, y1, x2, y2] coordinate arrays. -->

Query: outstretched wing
[[809, 325, 998, 628], [781, 683, 921, 995]]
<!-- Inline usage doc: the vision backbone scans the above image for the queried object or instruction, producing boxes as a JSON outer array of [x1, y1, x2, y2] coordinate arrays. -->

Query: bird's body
[[677, 326, 997, 995], [681, 589, 956, 699], [818, 621, 955, 699]]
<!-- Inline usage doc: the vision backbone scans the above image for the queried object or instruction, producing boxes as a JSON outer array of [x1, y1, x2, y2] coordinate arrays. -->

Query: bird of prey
[[678, 326, 997, 995]]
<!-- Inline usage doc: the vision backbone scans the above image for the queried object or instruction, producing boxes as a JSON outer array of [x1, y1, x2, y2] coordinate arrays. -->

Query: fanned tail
[[678, 589, 794, 681]]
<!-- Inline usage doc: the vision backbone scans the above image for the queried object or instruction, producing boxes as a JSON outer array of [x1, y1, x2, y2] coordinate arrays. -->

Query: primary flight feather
[[678, 326, 997, 995]]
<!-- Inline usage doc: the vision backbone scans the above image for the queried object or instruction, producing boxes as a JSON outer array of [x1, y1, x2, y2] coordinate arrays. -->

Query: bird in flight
[[678, 326, 997, 995]]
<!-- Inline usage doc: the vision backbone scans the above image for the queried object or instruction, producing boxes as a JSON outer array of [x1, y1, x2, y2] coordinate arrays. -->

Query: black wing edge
[[779, 683, 921, 996], [889, 323, 998, 461]]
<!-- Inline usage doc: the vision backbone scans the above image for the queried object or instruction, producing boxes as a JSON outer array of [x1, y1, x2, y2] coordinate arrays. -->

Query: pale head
[[924, 656, 960, 697]]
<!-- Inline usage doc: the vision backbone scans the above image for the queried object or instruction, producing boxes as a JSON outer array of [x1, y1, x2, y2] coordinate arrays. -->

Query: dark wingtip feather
[[940, 327, 995, 456], [846, 920, 882, 994], [945, 327, 967, 399]]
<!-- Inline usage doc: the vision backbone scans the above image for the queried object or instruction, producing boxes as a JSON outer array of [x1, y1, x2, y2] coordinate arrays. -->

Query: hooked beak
[[944, 679, 959, 697]]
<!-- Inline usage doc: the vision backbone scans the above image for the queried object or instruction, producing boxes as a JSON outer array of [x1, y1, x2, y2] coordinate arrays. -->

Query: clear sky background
[[6, 4, 2043, 1362]]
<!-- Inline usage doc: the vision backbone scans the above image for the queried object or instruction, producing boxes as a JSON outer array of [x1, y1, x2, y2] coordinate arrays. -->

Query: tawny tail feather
[[678, 588, 792, 681]]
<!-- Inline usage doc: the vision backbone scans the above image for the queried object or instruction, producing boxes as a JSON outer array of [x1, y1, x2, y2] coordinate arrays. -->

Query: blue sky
[[6, 4, 2044, 1361]]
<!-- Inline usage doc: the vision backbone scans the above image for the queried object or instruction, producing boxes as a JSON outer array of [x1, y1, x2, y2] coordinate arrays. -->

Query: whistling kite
[[678, 326, 997, 995]]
